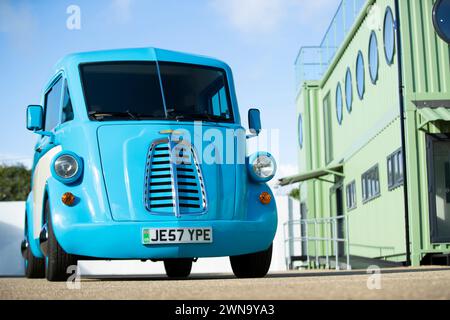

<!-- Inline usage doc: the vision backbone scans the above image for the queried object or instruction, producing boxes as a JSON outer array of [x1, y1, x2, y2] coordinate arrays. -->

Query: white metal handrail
[[284, 216, 351, 271]]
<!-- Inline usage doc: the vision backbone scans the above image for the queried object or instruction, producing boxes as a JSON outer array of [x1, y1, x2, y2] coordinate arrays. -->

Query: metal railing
[[284, 216, 351, 271], [294, 0, 368, 92]]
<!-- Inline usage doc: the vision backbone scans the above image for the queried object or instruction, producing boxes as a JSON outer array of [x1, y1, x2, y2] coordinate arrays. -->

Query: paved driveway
[[1, 267, 449, 300]]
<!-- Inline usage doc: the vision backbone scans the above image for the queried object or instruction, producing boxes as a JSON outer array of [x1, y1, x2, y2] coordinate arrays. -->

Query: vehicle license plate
[[142, 228, 213, 244]]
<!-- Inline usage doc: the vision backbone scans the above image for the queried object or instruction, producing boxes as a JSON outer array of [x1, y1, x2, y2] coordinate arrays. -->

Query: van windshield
[[80, 62, 233, 122]]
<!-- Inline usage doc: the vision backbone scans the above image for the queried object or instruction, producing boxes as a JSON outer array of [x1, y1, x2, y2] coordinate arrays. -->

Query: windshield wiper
[[171, 113, 226, 122], [89, 111, 156, 120]]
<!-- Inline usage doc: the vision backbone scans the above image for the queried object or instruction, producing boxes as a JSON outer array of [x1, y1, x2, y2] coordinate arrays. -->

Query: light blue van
[[22, 48, 277, 281]]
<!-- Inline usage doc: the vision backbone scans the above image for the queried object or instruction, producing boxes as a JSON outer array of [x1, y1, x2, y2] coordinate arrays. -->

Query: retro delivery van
[[21, 48, 277, 281]]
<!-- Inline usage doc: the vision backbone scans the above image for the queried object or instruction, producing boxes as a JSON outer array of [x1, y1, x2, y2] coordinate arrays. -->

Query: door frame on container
[[426, 133, 450, 243], [330, 179, 345, 255]]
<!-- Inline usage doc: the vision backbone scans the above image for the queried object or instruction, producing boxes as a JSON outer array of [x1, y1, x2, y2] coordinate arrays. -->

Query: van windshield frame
[[79, 61, 235, 123]]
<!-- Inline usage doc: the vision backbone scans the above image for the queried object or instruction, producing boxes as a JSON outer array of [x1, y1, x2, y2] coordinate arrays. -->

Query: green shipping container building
[[280, 0, 450, 268]]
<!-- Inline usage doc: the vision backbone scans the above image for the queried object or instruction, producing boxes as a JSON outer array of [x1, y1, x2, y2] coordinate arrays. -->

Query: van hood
[[97, 123, 239, 221]]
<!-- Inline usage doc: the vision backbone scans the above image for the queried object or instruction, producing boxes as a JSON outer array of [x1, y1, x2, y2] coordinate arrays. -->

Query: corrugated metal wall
[[400, 0, 450, 262], [402, 0, 450, 96]]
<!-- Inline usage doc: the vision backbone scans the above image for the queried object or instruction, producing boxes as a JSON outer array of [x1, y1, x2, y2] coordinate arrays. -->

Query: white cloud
[[0, 0, 36, 50], [109, 0, 133, 24], [295, 0, 339, 19], [211, 0, 339, 35], [211, 0, 285, 34], [0, 154, 32, 169]]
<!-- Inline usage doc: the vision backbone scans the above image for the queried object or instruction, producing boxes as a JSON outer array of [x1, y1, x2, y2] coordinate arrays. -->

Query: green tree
[[0, 165, 32, 201]]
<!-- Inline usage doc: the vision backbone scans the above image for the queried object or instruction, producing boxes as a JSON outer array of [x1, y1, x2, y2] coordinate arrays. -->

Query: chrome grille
[[144, 138, 207, 216]]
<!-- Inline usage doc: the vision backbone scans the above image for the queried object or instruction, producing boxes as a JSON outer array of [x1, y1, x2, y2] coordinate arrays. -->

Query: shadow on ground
[[82, 266, 450, 282]]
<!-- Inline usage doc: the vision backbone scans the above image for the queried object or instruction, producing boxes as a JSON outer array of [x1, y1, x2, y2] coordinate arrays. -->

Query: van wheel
[[45, 200, 77, 282], [230, 244, 272, 278], [164, 259, 192, 278], [24, 216, 45, 279]]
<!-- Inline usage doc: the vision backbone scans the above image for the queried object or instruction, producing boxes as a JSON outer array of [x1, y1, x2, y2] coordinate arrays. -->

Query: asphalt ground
[[1, 267, 449, 300]]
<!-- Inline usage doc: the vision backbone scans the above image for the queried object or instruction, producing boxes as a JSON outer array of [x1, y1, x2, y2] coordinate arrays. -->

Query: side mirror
[[27, 105, 44, 131], [248, 108, 262, 136]]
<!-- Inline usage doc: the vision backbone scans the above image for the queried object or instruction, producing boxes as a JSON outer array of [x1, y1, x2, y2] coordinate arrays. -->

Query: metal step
[[289, 255, 404, 271]]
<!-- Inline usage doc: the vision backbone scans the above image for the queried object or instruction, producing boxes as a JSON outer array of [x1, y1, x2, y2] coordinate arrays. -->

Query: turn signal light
[[259, 192, 271, 205], [62, 192, 75, 206]]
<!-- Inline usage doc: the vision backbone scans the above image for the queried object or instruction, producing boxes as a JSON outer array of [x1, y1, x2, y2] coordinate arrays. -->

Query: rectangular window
[[44, 77, 63, 131], [61, 81, 74, 123], [159, 62, 233, 122], [387, 148, 404, 190], [80, 62, 233, 122], [80, 62, 166, 120], [361, 165, 380, 203], [346, 180, 357, 210], [323, 93, 333, 164]]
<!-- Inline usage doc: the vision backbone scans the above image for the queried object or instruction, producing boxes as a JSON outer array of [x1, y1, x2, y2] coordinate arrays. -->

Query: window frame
[[323, 93, 333, 165], [368, 31, 379, 85], [79, 61, 167, 121], [79, 61, 236, 123], [387, 148, 404, 190], [361, 164, 381, 204], [158, 61, 235, 123], [356, 51, 365, 100], [346, 180, 357, 211], [383, 6, 396, 66], [61, 78, 75, 124], [433, 0, 450, 44], [345, 67, 353, 113], [336, 82, 343, 125], [43, 74, 64, 132], [298, 113, 304, 149]]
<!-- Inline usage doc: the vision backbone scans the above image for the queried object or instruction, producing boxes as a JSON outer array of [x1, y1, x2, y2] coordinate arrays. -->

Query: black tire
[[24, 216, 45, 279], [45, 200, 77, 282], [230, 244, 272, 278], [164, 258, 193, 278]]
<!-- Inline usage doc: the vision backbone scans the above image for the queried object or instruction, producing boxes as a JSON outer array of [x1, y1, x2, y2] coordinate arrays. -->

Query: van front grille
[[144, 139, 207, 216]]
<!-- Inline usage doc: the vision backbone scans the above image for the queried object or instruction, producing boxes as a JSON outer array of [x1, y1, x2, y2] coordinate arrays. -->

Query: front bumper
[[53, 215, 277, 259]]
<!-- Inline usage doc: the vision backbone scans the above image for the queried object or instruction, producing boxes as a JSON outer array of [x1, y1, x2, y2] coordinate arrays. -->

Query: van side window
[[210, 87, 230, 119], [61, 82, 74, 123], [44, 77, 63, 130]]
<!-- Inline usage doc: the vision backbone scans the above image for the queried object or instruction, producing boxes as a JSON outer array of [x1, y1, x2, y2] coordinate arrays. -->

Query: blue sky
[[0, 0, 339, 177]]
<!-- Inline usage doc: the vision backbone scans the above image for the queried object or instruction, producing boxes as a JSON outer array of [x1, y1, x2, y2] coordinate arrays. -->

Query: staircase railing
[[284, 216, 351, 270]]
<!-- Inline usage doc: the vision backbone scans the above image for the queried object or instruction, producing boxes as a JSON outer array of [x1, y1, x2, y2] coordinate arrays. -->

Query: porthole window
[[433, 0, 450, 44], [356, 51, 365, 99], [345, 68, 353, 112], [384, 7, 396, 65], [336, 83, 343, 125], [298, 113, 303, 149], [368, 31, 379, 84]]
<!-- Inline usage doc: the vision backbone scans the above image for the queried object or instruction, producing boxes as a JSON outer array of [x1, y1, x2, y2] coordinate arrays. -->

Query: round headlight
[[51, 152, 82, 183], [54, 155, 78, 179], [248, 152, 277, 182]]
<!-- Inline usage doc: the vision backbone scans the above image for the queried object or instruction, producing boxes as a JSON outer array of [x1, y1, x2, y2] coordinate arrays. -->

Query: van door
[[32, 76, 64, 165], [427, 135, 450, 243], [31, 75, 64, 238]]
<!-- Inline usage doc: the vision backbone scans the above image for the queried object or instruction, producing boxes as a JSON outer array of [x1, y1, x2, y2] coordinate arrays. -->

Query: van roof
[[54, 47, 231, 73]]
